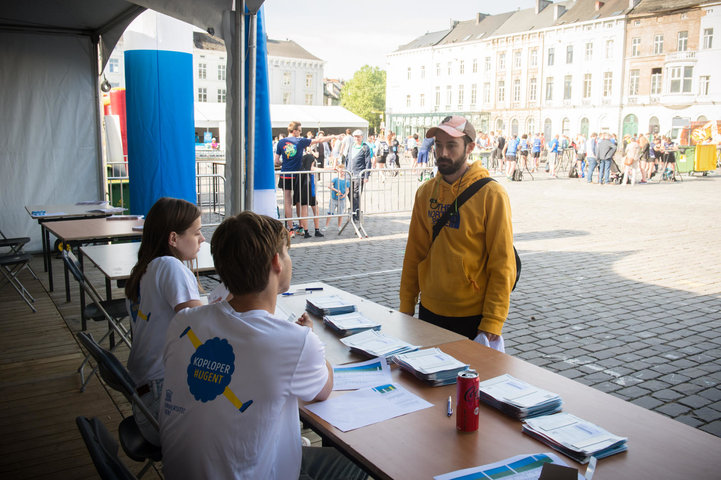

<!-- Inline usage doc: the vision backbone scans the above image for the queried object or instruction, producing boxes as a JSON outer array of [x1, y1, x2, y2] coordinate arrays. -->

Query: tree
[[340, 65, 386, 134]]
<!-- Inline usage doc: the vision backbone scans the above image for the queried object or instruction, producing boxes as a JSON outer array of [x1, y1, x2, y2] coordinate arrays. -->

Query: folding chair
[[62, 250, 132, 390], [76, 416, 137, 480], [0, 251, 37, 312], [0, 231, 38, 280], [77, 332, 161, 478]]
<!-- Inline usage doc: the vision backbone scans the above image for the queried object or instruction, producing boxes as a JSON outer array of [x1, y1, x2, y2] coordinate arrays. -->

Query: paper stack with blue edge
[[340, 330, 419, 358], [522, 412, 628, 464], [306, 295, 357, 317], [478, 374, 563, 420], [392, 348, 469, 386], [323, 311, 381, 335]]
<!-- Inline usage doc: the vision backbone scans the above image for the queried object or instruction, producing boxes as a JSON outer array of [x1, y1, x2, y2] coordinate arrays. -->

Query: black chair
[[0, 249, 37, 312], [76, 416, 137, 480], [76, 332, 161, 478], [0, 231, 38, 280], [62, 250, 132, 389]]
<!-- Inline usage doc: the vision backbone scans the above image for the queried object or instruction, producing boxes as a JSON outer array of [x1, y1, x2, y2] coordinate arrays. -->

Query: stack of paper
[[340, 330, 419, 358], [522, 412, 628, 464], [306, 295, 356, 316], [392, 348, 468, 386], [478, 374, 563, 419], [323, 311, 381, 335]]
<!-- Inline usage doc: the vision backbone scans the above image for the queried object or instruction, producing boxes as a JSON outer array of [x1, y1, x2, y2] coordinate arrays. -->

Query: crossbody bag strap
[[431, 177, 495, 243]]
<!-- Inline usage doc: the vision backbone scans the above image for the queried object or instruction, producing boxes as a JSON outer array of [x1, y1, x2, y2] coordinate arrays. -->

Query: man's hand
[[296, 312, 313, 328], [473, 331, 505, 353]]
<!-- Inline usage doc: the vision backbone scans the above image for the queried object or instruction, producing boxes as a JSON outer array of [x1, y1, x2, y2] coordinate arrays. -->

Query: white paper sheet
[[434, 452, 583, 480], [305, 384, 433, 432], [332, 357, 392, 391]]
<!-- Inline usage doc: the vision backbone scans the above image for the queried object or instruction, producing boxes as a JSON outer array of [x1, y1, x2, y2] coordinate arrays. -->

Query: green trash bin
[[108, 178, 130, 210], [676, 147, 694, 173]]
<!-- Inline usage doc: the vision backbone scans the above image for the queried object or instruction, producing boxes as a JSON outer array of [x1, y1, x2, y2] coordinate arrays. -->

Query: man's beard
[[436, 154, 467, 175]]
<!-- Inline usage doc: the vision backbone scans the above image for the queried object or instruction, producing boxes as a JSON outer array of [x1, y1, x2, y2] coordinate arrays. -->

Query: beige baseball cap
[[426, 116, 476, 142]]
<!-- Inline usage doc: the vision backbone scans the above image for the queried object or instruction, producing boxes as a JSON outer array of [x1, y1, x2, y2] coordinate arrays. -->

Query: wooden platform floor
[[0, 254, 161, 479]]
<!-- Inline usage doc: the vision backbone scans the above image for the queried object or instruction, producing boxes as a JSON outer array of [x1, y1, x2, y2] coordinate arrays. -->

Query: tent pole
[[91, 34, 107, 203], [231, 2, 245, 214], [245, 11, 257, 211]]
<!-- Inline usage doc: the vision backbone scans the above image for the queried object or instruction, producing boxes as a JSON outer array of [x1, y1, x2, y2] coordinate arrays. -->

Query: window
[[545, 77, 553, 101], [458, 85, 464, 105], [514, 50, 522, 69], [631, 37, 641, 57], [421, 66, 425, 79], [582, 74, 591, 98], [472, 59, 478, 73], [436, 63, 441, 76], [585, 42, 593, 61], [703, 28, 714, 49], [654, 35, 664, 54], [218, 65, 226, 81], [197, 87, 207, 102], [564, 75, 572, 99], [498, 81, 505, 102], [605, 40, 614, 59], [547, 47, 555, 66], [700, 75, 710, 95], [447, 62, 452, 75], [677, 31, 688, 51], [678, 66, 693, 92], [529, 77, 537, 101], [198, 63, 206, 79], [483, 83, 491, 103], [305, 94, 313, 105], [566, 45, 573, 64], [485, 57, 491, 71], [282, 71, 291, 86], [282, 92, 290, 104], [471, 84, 477, 104], [108, 58, 119, 73], [406, 95, 411, 107], [407, 67, 412, 80], [498, 52, 506, 70], [530, 48, 538, 67], [513, 79, 521, 102], [420, 94, 425, 107], [305, 74, 313, 88], [217, 89, 226, 103], [446, 85, 452, 105], [603, 72, 613, 97], [435, 86, 441, 107], [459, 60, 465, 75], [651, 68, 662, 95], [629, 69, 640, 95]]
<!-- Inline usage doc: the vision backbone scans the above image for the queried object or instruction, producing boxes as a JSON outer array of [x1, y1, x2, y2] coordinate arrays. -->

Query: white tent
[[270, 105, 368, 130], [0, 0, 259, 250]]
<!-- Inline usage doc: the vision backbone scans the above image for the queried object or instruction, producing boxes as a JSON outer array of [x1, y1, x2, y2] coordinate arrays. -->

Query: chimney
[[476, 12, 483, 24], [628, 0, 639, 9], [553, 3, 567, 20], [535, 0, 552, 14], [450, 19, 459, 28], [595, 1, 605, 11]]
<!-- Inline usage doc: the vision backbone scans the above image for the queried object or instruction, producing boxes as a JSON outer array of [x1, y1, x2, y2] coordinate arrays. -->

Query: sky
[[263, 0, 537, 81]]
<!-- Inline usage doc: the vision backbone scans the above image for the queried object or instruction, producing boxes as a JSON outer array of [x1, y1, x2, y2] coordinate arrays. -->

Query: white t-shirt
[[160, 302, 328, 480], [127, 256, 200, 386]]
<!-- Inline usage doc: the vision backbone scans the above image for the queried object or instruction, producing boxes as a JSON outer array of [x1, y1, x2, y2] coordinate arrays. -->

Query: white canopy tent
[[0, 0, 261, 250], [270, 105, 368, 131]]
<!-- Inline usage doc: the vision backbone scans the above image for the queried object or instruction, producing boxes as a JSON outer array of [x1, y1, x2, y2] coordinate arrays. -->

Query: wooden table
[[301, 339, 721, 479], [25, 203, 120, 287], [276, 282, 465, 365], [80, 241, 215, 300]]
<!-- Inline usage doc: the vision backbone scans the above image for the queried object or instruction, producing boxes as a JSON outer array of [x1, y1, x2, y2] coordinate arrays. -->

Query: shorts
[[278, 173, 313, 205], [417, 150, 429, 164], [532, 151, 540, 158], [577, 153, 586, 162], [377, 154, 387, 164], [411, 147, 418, 159], [278, 173, 298, 191], [505, 154, 517, 162], [328, 197, 346, 215], [520, 150, 529, 157]]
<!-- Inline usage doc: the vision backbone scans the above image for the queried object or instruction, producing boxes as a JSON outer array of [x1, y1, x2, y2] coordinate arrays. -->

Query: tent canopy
[[270, 105, 369, 130]]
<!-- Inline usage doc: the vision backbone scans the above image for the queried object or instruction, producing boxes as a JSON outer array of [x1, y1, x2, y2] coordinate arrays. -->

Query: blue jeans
[[586, 157, 598, 182], [599, 159, 612, 184]]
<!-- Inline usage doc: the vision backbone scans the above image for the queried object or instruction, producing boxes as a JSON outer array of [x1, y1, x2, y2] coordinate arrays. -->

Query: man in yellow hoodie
[[399, 116, 516, 352]]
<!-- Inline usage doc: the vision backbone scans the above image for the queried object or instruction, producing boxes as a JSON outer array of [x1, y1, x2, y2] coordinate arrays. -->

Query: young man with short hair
[[160, 212, 365, 479]]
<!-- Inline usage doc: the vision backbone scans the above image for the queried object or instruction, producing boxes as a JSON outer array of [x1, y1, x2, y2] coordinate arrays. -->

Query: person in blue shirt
[[325, 161, 350, 233], [274, 121, 338, 237], [548, 134, 560, 178], [503, 134, 520, 179], [531, 133, 542, 172]]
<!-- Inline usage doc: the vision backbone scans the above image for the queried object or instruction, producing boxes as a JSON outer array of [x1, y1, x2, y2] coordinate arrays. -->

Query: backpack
[[512, 169, 523, 181]]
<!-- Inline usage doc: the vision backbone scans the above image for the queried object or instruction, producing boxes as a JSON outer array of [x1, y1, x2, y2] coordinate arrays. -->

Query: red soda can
[[456, 369, 480, 432]]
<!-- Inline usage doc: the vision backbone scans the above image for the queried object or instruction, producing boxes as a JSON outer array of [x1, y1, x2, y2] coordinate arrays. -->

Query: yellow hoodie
[[399, 161, 515, 336]]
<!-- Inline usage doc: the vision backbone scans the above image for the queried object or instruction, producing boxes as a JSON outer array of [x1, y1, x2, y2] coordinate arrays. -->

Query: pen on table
[[281, 287, 324, 296], [446, 395, 453, 417]]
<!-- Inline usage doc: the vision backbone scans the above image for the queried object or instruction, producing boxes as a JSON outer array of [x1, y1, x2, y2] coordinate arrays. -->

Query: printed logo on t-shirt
[[180, 326, 253, 413], [428, 203, 461, 230], [282, 142, 297, 159], [128, 298, 150, 323]]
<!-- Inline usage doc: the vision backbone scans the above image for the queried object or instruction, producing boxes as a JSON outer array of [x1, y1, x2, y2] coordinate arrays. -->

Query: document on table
[[305, 383, 432, 432], [332, 357, 392, 391], [434, 452, 584, 480]]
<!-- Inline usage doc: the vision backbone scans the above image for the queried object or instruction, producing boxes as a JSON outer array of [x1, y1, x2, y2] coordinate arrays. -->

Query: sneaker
[[288, 229, 295, 239], [303, 230, 311, 239], [296, 227, 305, 236], [314, 230, 324, 238], [338, 226, 342, 233]]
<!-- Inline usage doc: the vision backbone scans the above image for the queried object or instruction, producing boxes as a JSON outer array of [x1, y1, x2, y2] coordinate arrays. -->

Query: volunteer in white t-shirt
[[125, 197, 205, 446], [160, 212, 366, 480]]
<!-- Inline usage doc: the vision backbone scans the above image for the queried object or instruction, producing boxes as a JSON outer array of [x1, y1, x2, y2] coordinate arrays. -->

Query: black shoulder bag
[[430, 177, 521, 291]]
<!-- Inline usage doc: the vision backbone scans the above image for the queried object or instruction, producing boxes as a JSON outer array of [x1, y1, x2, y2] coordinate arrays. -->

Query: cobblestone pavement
[[205, 169, 721, 437]]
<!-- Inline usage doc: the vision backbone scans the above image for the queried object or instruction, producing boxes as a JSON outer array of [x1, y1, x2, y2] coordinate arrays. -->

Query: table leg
[[41, 223, 48, 272], [78, 248, 86, 331], [44, 226, 54, 292], [106, 276, 115, 348]]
